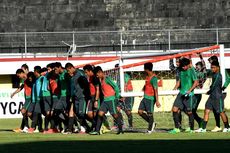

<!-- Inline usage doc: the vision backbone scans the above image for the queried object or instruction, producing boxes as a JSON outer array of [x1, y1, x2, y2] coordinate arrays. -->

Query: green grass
[[1, 112, 230, 153]]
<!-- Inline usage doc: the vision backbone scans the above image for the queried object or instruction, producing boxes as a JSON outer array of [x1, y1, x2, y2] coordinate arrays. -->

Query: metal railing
[[0, 28, 230, 57]]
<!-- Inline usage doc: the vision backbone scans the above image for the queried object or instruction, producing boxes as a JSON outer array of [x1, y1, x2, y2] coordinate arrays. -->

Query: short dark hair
[[115, 64, 119, 68], [208, 55, 218, 62], [144, 62, 153, 71], [27, 71, 35, 79], [211, 61, 220, 67], [34, 66, 41, 73], [65, 63, 74, 69], [93, 66, 103, 74], [16, 69, 24, 74], [21, 64, 29, 70], [46, 63, 55, 69], [83, 64, 93, 71], [180, 58, 190, 67], [40, 67, 48, 73], [54, 62, 62, 68], [195, 61, 203, 67]]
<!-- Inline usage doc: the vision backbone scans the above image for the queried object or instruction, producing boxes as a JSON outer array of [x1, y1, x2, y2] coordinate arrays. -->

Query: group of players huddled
[[11, 53, 230, 135], [12, 62, 134, 135]]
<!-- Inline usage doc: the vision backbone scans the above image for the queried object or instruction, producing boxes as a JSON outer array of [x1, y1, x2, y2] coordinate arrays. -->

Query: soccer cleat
[[116, 130, 124, 135], [80, 126, 86, 133], [211, 126, 222, 132], [111, 126, 118, 130], [62, 131, 72, 135], [27, 128, 35, 133], [195, 128, 206, 133], [185, 127, 194, 133], [222, 128, 230, 132], [100, 125, 111, 134], [168, 128, 180, 134], [146, 130, 153, 134], [89, 131, 100, 135], [34, 128, 40, 133], [22, 127, 29, 133], [13, 128, 22, 133]]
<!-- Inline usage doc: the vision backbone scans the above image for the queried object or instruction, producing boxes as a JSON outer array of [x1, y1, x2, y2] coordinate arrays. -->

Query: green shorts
[[138, 98, 155, 113], [205, 96, 225, 113], [99, 99, 118, 115], [173, 93, 195, 112], [22, 99, 31, 110]]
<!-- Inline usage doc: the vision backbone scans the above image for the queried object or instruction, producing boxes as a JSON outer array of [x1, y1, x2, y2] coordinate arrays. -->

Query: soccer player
[[65, 63, 91, 133], [119, 72, 134, 129], [90, 66, 123, 135], [11, 69, 34, 133], [138, 62, 161, 134], [83, 64, 100, 130], [53, 62, 70, 132], [114, 64, 134, 130], [193, 53, 207, 128], [28, 66, 44, 133], [196, 61, 230, 132], [207, 56, 224, 132], [39, 67, 57, 134], [169, 58, 198, 134]]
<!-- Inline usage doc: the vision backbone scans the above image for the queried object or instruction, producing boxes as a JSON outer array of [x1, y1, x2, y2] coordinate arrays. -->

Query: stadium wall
[[0, 0, 229, 32]]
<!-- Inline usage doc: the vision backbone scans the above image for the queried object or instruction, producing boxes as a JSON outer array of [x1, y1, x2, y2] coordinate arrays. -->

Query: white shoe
[[146, 130, 153, 134], [195, 128, 206, 133], [34, 128, 39, 133], [222, 128, 230, 132], [211, 126, 222, 132], [22, 127, 29, 133], [80, 126, 86, 133]]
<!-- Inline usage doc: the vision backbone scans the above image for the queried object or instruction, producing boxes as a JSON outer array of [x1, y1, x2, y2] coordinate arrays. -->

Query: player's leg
[[138, 98, 149, 122], [77, 98, 90, 133], [124, 97, 134, 129], [89, 102, 107, 135], [169, 93, 184, 133], [192, 94, 203, 128], [196, 97, 212, 132], [109, 99, 123, 134], [184, 95, 195, 132], [217, 98, 230, 132], [145, 98, 155, 133]]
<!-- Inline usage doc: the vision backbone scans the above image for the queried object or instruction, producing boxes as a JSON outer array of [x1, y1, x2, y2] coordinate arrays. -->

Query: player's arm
[[11, 84, 24, 98], [94, 77, 100, 108], [106, 77, 120, 99], [151, 77, 160, 108], [169, 59, 176, 71], [173, 80, 180, 90], [222, 71, 230, 90]]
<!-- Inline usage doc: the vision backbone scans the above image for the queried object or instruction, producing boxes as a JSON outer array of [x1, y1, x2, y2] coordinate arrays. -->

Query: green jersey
[[59, 70, 71, 96], [179, 67, 198, 95]]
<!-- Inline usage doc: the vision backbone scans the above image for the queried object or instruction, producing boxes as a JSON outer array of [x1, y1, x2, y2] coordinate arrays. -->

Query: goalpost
[[119, 45, 225, 98], [77, 45, 225, 130]]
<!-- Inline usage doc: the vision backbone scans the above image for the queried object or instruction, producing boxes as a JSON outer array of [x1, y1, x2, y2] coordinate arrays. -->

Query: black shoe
[[116, 130, 124, 135]]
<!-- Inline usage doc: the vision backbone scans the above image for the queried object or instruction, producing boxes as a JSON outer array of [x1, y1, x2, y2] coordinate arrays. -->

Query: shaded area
[[0, 139, 230, 153]]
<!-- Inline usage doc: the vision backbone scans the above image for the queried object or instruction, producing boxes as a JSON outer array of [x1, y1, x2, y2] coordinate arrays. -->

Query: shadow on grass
[[1, 139, 230, 153]]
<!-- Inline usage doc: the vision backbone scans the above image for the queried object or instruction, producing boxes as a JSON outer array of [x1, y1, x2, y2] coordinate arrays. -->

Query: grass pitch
[[1, 112, 230, 153]]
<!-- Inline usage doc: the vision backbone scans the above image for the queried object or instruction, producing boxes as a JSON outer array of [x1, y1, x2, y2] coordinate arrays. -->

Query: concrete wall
[[0, 0, 230, 32]]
